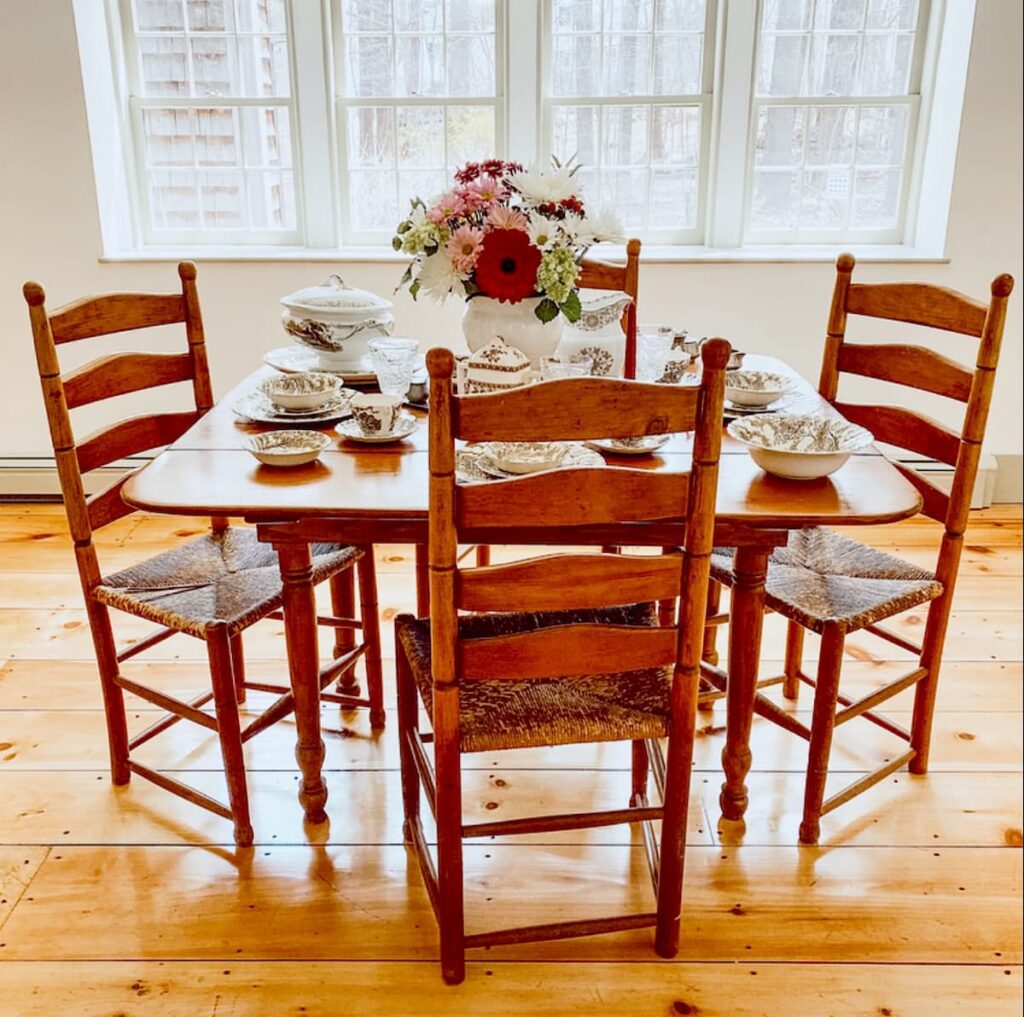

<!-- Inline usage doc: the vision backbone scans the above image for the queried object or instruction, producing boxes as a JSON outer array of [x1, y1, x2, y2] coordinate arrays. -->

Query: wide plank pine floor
[[0, 504, 1021, 1016]]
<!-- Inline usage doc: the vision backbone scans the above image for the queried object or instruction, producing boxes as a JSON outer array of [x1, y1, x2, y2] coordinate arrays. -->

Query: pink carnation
[[485, 205, 529, 232], [426, 190, 466, 224], [446, 224, 485, 273], [466, 175, 507, 206]]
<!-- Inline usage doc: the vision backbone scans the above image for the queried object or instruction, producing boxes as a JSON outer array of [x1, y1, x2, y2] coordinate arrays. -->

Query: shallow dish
[[263, 346, 377, 385], [335, 413, 419, 444], [728, 413, 873, 480], [480, 440, 572, 475], [472, 442, 603, 478], [258, 371, 341, 411], [586, 434, 671, 456], [724, 369, 789, 408], [243, 430, 331, 467], [232, 389, 354, 425]]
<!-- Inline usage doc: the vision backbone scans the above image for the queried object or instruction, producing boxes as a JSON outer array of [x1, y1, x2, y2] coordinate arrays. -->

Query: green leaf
[[559, 290, 582, 323], [398, 263, 413, 287], [535, 298, 560, 323], [408, 278, 421, 301]]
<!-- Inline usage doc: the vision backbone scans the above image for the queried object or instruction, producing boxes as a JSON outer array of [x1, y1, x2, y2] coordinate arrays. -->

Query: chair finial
[[992, 273, 1014, 298], [700, 337, 731, 371], [178, 261, 197, 281], [836, 252, 856, 273], [23, 281, 46, 306], [427, 347, 455, 379]]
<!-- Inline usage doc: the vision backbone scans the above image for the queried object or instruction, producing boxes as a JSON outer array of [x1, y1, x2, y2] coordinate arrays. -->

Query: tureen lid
[[281, 275, 393, 314], [467, 337, 531, 371]]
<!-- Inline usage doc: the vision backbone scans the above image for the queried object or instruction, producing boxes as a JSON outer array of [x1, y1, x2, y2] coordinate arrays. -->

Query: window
[[93, 0, 968, 252], [748, 0, 926, 241], [121, 0, 300, 243], [334, 0, 502, 240]]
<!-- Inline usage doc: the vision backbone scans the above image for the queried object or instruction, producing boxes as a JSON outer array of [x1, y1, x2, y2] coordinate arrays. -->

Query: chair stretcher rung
[[463, 804, 662, 840], [408, 730, 437, 819], [128, 690, 216, 749], [465, 912, 658, 949], [129, 760, 232, 820], [835, 668, 927, 726], [114, 675, 218, 731], [821, 750, 917, 816], [406, 815, 440, 920], [863, 622, 923, 655], [116, 625, 178, 662]]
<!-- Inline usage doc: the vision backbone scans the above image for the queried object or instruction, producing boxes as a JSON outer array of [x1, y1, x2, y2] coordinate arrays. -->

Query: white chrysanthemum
[[526, 213, 562, 251], [559, 211, 586, 246], [577, 206, 625, 245], [415, 252, 465, 302], [509, 164, 578, 206]]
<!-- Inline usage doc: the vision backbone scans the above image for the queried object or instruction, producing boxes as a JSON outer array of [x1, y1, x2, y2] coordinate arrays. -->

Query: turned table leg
[[276, 541, 328, 824], [719, 545, 770, 822]]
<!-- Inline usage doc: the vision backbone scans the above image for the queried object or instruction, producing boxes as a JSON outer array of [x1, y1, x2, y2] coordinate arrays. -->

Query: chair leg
[[782, 620, 805, 701], [357, 552, 386, 729], [394, 621, 420, 837], [910, 592, 954, 776], [329, 568, 359, 696], [474, 545, 491, 567], [655, 666, 700, 958], [698, 579, 722, 713], [630, 740, 649, 807], [230, 633, 246, 705], [207, 623, 254, 847], [433, 690, 465, 985], [799, 623, 844, 845], [86, 598, 131, 785]]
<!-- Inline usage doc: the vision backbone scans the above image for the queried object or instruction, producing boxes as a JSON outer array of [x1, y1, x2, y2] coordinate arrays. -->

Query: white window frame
[[75, 0, 978, 259], [113, 0, 306, 246]]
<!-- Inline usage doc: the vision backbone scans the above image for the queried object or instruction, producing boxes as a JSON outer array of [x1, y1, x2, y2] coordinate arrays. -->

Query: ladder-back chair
[[472, 237, 641, 570], [24, 263, 384, 846], [707, 253, 1014, 843], [395, 339, 729, 983]]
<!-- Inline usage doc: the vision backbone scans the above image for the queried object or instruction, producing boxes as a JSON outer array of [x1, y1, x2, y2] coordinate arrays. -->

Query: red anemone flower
[[473, 229, 542, 303]]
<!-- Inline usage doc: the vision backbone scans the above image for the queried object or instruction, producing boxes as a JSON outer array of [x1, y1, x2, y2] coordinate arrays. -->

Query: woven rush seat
[[396, 602, 672, 753], [95, 526, 360, 638], [710, 527, 944, 635]]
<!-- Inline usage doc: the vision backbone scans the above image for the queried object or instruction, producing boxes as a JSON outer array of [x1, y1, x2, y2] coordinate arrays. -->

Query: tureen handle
[[322, 274, 348, 290]]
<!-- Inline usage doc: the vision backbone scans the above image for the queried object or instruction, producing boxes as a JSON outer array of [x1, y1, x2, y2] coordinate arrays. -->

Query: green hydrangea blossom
[[536, 247, 579, 305], [400, 221, 446, 255]]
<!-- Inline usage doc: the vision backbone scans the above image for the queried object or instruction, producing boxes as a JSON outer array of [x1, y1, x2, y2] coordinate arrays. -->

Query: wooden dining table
[[122, 354, 922, 830]]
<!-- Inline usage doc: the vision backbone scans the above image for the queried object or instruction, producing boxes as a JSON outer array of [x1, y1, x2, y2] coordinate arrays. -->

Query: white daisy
[[415, 252, 465, 303], [526, 213, 562, 252], [578, 206, 625, 245]]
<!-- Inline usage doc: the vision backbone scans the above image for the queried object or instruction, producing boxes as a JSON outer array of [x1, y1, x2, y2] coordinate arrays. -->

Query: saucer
[[232, 389, 355, 425], [264, 345, 377, 385], [335, 413, 419, 444], [586, 434, 671, 456]]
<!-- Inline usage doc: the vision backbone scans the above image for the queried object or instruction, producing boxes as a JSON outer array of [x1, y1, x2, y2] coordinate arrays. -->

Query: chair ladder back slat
[[48, 292, 186, 344], [76, 410, 202, 475], [457, 552, 683, 614], [578, 238, 640, 378], [456, 469, 690, 530], [832, 401, 962, 467], [87, 474, 137, 531], [836, 342, 974, 402], [460, 623, 678, 681], [454, 376, 699, 442], [845, 282, 988, 337], [63, 351, 195, 410]]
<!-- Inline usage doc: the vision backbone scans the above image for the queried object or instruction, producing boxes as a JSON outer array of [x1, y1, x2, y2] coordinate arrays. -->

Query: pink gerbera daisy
[[426, 190, 466, 224], [446, 224, 485, 273], [485, 205, 529, 232], [466, 175, 507, 206]]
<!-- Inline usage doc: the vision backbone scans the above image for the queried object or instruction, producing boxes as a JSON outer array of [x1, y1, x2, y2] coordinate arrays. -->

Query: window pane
[[446, 34, 495, 97], [185, 0, 232, 31], [347, 36, 394, 97], [653, 34, 702, 95], [342, 0, 391, 32], [445, 105, 495, 167], [447, 0, 494, 32], [142, 107, 194, 165], [398, 106, 445, 167], [150, 170, 199, 228], [200, 170, 245, 228], [347, 107, 397, 167], [139, 36, 190, 96], [134, 0, 184, 32], [395, 34, 445, 97]]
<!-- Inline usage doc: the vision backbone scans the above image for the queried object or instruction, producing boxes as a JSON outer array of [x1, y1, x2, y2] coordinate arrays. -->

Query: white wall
[[1, 1, 1020, 494]]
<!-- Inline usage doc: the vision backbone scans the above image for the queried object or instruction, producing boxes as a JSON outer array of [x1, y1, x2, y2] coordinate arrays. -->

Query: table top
[[122, 356, 922, 532]]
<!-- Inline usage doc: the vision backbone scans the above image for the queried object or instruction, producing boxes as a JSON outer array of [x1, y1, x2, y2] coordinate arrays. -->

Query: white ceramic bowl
[[258, 371, 341, 411], [482, 441, 571, 475], [243, 430, 331, 467], [728, 413, 874, 480], [725, 369, 788, 407]]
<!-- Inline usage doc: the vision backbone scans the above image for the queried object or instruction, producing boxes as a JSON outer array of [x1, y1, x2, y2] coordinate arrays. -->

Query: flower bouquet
[[393, 158, 623, 326]]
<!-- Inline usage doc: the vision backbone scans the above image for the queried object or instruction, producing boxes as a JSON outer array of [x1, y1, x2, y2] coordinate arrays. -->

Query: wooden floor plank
[[0, 961, 1019, 1017], [0, 705, 1018, 773], [0, 844, 1019, 963]]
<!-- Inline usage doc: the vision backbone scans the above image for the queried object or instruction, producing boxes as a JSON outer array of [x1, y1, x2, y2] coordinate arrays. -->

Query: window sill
[[98, 243, 950, 266]]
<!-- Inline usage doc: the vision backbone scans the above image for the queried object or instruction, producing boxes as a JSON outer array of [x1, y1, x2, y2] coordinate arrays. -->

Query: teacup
[[350, 392, 403, 435]]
